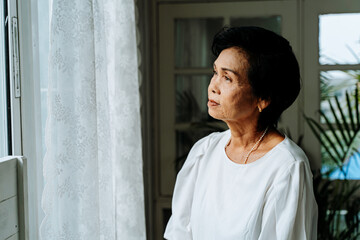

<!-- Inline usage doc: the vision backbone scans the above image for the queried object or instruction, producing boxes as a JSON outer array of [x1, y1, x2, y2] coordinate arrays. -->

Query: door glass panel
[[319, 69, 360, 179], [230, 16, 282, 35], [321, 134, 360, 180], [319, 13, 360, 65], [319, 13, 360, 179], [176, 74, 212, 123], [320, 70, 359, 122], [175, 18, 223, 68], [0, 0, 9, 157]]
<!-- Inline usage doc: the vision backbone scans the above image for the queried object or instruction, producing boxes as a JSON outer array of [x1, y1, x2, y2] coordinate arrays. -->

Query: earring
[[258, 106, 262, 112]]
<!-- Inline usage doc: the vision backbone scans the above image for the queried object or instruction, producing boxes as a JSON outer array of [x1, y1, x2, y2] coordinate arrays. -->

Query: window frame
[[1, 0, 39, 239], [0, 0, 10, 156], [303, 0, 360, 172], [11, 0, 43, 239]]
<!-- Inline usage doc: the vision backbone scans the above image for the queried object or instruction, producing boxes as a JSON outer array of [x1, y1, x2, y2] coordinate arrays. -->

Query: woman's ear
[[257, 98, 270, 113]]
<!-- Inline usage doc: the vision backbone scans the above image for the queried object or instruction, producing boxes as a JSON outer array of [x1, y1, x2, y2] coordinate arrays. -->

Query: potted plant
[[305, 87, 360, 239]]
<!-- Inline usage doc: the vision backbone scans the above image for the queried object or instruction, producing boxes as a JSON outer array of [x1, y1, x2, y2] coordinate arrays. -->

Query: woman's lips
[[208, 99, 219, 107]]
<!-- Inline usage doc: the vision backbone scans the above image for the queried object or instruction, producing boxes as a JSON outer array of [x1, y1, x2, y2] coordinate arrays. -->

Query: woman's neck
[[225, 120, 263, 149]]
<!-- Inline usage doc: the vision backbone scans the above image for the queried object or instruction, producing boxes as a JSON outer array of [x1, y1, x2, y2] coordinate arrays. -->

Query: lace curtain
[[40, 0, 146, 239]]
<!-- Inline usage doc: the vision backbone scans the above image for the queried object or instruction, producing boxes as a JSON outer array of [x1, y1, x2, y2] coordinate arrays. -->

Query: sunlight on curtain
[[40, 0, 146, 239]]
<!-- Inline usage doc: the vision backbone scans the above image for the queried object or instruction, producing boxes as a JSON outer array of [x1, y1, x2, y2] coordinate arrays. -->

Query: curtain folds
[[40, 0, 146, 239]]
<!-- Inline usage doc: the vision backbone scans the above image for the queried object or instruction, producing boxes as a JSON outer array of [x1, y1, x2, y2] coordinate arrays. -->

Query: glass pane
[[175, 18, 223, 68], [176, 74, 212, 123], [321, 136, 360, 180], [41, 90, 48, 156], [38, 0, 50, 157], [319, 13, 360, 65], [320, 70, 359, 122], [0, 0, 9, 157], [230, 16, 282, 35], [320, 70, 360, 180]]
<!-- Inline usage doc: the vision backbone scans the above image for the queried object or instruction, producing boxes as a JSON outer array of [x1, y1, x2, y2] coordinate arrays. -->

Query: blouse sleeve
[[258, 160, 318, 240], [163, 134, 212, 240]]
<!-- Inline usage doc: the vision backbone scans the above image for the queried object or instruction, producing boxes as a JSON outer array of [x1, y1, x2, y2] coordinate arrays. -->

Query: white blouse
[[164, 130, 318, 240]]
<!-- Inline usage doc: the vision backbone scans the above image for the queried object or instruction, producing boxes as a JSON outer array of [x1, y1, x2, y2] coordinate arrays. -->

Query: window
[[37, 0, 49, 157], [303, 0, 360, 169], [319, 13, 360, 179], [1, 0, 42, 238], [0, 0, 21, 157], [0, 0, 10, 157]]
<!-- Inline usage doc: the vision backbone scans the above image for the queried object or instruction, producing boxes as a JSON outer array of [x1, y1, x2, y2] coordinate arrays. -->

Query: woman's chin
[[208, 110, 224, 121]]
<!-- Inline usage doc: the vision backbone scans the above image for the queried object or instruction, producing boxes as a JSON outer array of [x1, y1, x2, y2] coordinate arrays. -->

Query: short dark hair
[[212, 26, 300, 130]]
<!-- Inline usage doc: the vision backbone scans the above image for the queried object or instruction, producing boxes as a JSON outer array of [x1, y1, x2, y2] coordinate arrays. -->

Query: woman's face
[[207, 47, 259, 123]]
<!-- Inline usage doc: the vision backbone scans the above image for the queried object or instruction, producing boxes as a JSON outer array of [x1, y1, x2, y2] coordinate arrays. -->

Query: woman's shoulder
[[277, 136, 308, 163], [184, 130, 229, 165], [271, 136, 312, 176], [193, 129, 228, 149]]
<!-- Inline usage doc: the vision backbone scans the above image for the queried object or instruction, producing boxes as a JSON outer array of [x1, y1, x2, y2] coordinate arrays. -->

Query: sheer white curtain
[[40, 0, 146, 239]]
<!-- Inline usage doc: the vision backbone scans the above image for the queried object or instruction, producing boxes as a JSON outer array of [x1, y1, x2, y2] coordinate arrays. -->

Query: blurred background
[[1, 0, 360, 239]]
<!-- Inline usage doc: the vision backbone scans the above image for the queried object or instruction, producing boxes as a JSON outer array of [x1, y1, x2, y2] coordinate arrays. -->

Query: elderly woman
[[164, 26, 318, 240]]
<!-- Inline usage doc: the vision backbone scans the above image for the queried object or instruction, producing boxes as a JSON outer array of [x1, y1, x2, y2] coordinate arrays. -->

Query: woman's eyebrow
[[221, 67, 239, 76], [213, 63, 239, 76]]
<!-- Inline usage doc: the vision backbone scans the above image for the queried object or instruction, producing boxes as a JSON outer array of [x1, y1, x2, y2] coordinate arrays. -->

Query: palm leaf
[[305, 116, 343, 168], [345, 91, 356, 131], [335, 96, 352, 139], [305, 87, 360, 177], [356, 86, 359, 126], [320, 110, 345, 156], [328, 99, 350, 145]]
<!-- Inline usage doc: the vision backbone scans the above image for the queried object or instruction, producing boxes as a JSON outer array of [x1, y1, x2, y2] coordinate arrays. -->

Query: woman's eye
[[225, 76, 231, 81], [213, 70, 217, 75]]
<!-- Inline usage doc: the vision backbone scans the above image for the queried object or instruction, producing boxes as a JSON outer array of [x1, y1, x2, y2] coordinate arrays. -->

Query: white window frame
[[6, 0, 21, 156], [0, 0, 7, 157], [5, 0, 44, 239], [1, 0, 40, 239], [303, 0, 360, 171]]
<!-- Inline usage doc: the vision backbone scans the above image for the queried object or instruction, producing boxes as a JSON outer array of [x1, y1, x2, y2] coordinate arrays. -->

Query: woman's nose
[[209, 77, 220, 94]]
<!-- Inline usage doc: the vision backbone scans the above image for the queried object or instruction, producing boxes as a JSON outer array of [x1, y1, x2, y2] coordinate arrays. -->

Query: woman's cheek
[[221, 104, 233, 118]]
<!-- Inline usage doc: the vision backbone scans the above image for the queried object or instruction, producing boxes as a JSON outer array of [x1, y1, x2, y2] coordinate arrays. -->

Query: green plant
[[312, 173, 360, 240], [306, 88, 360, 174], [305, 88, 360, 239]]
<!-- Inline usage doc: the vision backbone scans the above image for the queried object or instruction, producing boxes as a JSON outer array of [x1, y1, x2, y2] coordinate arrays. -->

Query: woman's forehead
[[214, 48, 249, 73]]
